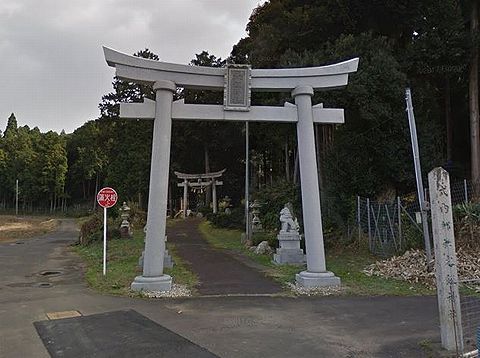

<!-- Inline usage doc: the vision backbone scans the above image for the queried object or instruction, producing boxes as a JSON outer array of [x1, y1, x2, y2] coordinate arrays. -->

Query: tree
[[469, 0, 480, 192], [66, 121, 106, 202]]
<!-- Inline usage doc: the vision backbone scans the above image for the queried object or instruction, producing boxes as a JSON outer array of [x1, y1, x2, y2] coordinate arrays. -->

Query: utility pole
[[15, 179, 19, 216], [245, 121, 250, 242], [470, 0, 480, 196], [405, 88, 433, 267]]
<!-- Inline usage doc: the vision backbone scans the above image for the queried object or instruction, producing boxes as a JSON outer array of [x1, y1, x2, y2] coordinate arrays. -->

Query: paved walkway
[[0, 219, 442, 357], [167, 219, 282, 295]]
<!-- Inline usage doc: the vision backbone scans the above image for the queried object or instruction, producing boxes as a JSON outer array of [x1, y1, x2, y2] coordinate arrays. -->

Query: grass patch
[[74, 227, 198, 296], [74, 232, 144, 296], [199, 221, 434, 296]]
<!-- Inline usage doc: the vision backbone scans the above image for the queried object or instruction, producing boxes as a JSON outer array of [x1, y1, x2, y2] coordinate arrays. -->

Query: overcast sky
[[0, 0, 264, 133]]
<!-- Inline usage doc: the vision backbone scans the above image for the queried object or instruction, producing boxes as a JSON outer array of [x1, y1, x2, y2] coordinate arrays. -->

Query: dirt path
[[0, 215, 59, 242], [167, 219, 283, 295]]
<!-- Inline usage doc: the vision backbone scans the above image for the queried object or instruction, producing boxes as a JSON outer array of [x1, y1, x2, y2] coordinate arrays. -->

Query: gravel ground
[[287, 282, 345, 296], [142, 284, 192, 298]]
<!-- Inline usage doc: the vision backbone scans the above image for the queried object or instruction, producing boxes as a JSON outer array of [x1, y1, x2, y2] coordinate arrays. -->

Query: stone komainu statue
[[279, 204, 299, 233]]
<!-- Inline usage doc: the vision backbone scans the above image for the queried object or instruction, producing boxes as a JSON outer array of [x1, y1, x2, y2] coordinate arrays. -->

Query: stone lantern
[[250, 200, 263, 233], [119, 202, 132, 238]]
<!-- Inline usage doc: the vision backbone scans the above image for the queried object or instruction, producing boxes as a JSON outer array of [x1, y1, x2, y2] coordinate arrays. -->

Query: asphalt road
[[0, 219, 441, 357]]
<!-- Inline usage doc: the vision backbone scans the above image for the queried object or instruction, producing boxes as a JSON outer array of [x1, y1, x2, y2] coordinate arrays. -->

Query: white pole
[[245, 121, 250, 241], [405, 88, 433, 265], [15, 179, 18, 216], [103, 206, 107, 276]]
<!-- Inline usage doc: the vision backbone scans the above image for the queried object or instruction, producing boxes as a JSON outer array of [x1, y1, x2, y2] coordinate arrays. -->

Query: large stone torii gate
[[103, 47, 358, 292]]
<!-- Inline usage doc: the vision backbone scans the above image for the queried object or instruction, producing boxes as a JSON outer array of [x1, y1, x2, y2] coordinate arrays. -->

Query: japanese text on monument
[[229, 69, 246, 105]]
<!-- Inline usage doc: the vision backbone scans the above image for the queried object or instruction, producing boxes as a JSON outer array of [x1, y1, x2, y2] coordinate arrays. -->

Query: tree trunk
[[86, 180, 90, 200], [284, 141, 290, 182], [93, 172, 98, 211], [470, 0, 480, 197], [293, 147, 299, 185], [445, 76, 453, 162]]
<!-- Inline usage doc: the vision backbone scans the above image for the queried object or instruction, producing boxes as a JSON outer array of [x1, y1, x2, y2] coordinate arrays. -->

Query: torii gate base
[[104, 47, 358, 292]]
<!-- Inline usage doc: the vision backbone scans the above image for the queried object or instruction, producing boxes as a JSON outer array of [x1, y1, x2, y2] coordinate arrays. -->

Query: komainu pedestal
[[273, 204, 306, 265], [274, 232, 306, 264]]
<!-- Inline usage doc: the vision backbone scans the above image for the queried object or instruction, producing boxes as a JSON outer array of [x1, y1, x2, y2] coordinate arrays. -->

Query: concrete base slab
[[295, 270, 341, 288], [131, 274, 172, 292]]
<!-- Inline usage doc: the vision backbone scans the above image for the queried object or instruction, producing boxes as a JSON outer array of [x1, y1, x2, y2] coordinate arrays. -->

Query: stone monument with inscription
[[428, 167, 463, 352], [103, 46, 358, 291], [274, 204, 306, 265]]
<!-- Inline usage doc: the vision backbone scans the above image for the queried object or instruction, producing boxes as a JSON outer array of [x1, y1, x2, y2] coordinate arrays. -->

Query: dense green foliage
[[3, 1, 478, 231], [0, 113, 68, 211]]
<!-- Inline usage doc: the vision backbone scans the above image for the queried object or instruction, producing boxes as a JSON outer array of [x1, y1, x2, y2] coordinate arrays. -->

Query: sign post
[[96, 187, 118, 276]]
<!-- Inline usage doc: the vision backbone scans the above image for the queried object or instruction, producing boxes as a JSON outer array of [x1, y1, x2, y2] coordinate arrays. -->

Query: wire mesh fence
[[357, 197, 402, 256], [459, 280, 480, 355], [356, 179, 478, 258]]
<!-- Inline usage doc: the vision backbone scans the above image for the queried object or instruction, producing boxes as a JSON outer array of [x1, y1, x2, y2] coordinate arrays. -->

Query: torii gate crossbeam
[[103, 47, 358, 292]]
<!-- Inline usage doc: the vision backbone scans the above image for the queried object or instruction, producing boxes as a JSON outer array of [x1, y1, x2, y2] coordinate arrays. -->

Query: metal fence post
[[464, 179, 468, 203], [367, 197, 371, 250], [357, 196, 361, 242], [397, 196, 402, 251]]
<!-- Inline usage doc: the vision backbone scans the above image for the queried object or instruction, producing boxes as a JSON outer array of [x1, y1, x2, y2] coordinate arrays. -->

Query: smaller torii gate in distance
[[103, 47, 358, 292], [175, 169, 226, 217]]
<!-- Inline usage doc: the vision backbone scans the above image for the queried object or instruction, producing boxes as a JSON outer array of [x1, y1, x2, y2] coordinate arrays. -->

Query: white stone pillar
[[131, 80, 175, 292], [183, 179, 188, 219], [292, 85, 340, 287], [212, 180, 217, 214], [428, 167, 463, 351]]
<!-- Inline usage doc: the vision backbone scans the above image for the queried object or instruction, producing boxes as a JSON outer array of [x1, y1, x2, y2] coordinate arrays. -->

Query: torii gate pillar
[[131, 80, 175, 292], [293, 86, 339, 286]]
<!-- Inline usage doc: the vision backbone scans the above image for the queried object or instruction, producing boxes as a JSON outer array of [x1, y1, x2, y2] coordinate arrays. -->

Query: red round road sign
[[97, 187, 118, 208]]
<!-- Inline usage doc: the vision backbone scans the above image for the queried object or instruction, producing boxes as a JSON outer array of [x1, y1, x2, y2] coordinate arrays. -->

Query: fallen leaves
[[363, 248, 480, 289]]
